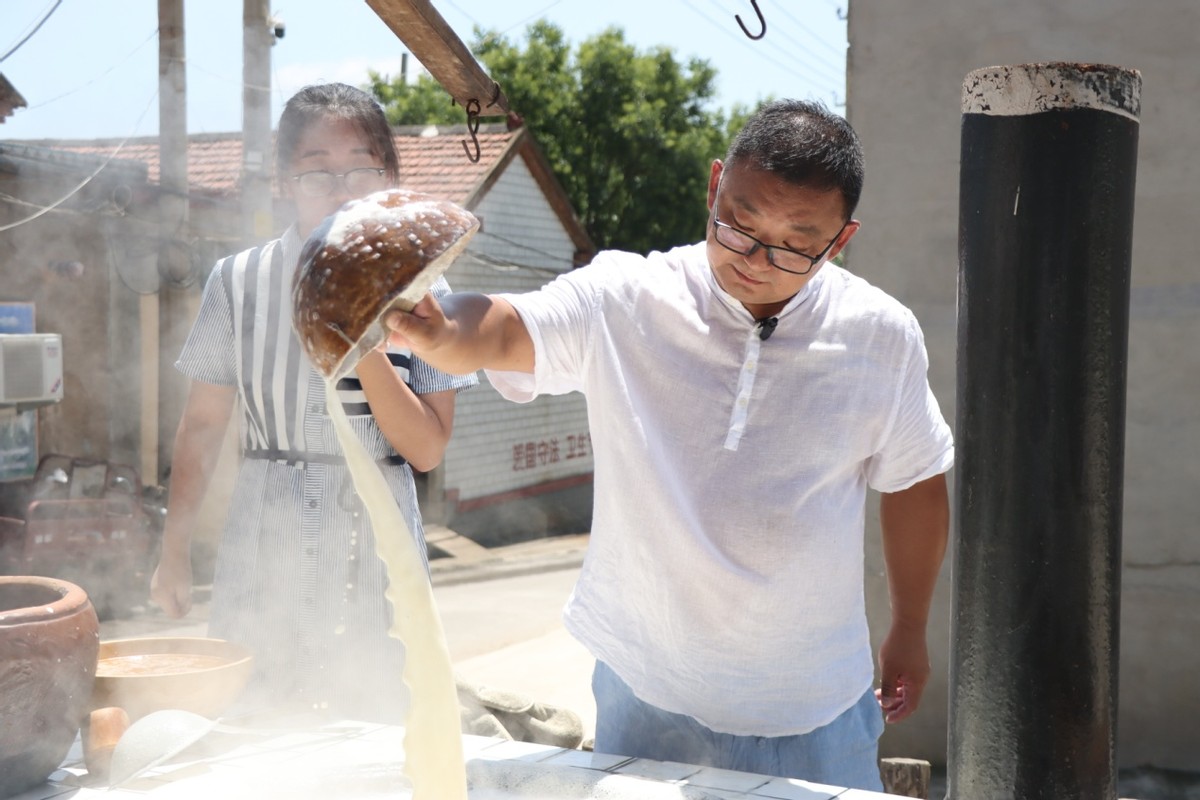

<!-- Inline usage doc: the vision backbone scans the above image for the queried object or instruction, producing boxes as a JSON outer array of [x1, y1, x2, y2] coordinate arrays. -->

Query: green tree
[[367, 72, 461, 126], [368, 22, 753, 254]]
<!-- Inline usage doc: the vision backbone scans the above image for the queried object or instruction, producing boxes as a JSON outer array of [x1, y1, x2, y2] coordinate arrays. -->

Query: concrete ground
[[99, 530, 598, 740]]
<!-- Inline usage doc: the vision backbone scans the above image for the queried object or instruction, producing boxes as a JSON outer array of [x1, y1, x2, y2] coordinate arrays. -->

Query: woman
[[150, 83, 476, 721]]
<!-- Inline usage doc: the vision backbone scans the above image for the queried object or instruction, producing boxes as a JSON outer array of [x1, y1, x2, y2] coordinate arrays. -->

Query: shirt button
[[746, 360, 756, 370], [738, 398, 748, 408], [306, 499, 317, 509]]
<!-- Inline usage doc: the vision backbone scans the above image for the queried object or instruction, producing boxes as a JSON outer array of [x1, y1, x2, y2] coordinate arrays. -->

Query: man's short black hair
[[725, 99, 865, 219]]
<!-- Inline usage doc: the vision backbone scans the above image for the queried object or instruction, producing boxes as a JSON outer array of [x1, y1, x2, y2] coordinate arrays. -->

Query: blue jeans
[[592, 660, 885, 792]]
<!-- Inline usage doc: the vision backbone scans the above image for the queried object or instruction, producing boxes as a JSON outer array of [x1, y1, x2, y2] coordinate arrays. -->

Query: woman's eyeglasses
[[291, 168, 388, 197]]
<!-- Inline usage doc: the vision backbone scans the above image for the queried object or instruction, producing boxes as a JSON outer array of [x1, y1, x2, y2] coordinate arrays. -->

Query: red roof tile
[[43, 125, 516, 205], [397, 127, 513, 202], [21, 122, 593, 258]]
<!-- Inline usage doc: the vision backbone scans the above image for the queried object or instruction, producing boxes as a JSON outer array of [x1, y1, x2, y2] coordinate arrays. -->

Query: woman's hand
[[150, 544, 194, 618]]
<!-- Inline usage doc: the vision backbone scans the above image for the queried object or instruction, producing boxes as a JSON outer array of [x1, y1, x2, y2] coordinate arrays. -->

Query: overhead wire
[[438, 0, 482, 28], [460, 249, 566, 279], [0, 1, 847, 237], [697, 0, 844, 86], [498, 0, 568, 35], [375, 0, 844, 112], [0, 0, 64, 64], [682, 0, 844, 94], [188, 60, 270, 94], [686, 0, 844, 87], [186, 58, 271, 135], [430, 0, 555, 87], [443, 0, 567, 51], [769, 3, 849, 62], [24, 29, 158, 110], [476, 229, 579, 270]]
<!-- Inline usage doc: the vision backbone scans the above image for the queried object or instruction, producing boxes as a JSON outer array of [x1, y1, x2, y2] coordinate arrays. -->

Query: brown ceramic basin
[[0, 576, 100, 797], [92, 636, 254, 722]]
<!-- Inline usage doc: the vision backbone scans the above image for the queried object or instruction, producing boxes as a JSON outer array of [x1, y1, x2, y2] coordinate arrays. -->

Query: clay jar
[[0, 576, 100, 797]]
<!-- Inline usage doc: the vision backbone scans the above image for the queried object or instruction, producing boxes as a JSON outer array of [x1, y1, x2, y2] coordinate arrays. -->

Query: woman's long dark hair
[[275, 82, 400, 183]]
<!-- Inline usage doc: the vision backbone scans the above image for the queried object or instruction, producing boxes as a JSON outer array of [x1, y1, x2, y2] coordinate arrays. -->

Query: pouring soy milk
[[293, 188, 481, 799]]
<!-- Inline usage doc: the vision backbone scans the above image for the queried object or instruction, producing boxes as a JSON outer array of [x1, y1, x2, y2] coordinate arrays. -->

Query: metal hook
[[461, 98, 482, 163], [485, 80, 502, 109], [736, 0, 766, 40]]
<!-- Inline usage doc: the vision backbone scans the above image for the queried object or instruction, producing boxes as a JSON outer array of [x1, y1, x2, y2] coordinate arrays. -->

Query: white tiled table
[[23, 714, 894, 799]]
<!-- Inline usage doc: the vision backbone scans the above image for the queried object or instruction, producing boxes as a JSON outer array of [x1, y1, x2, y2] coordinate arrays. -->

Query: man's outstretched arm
[[385, 292, 535, 376]]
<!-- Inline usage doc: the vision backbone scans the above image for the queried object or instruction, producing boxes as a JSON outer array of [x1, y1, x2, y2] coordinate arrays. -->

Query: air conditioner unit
[[0, 333, 64, 407]]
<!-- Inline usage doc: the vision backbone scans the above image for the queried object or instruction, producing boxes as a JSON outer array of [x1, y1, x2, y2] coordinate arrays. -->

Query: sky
[[0, 0, 847, 142]]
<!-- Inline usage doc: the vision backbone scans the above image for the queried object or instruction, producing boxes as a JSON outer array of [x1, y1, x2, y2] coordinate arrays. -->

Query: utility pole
[[156, 0, 190, 484], [950, 62, 1141, 800], [242, 0, 273, 244]]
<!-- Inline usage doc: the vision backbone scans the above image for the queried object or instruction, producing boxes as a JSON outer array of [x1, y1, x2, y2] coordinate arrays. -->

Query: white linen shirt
[[486, 242, 954, 736]]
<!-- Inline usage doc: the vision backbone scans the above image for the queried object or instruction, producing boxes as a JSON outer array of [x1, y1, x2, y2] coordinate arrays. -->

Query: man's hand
[[875, 622, 930, 723], [876, 473, 948, 724], [384, 291, 536, 376], [384, 293, 449, 355]]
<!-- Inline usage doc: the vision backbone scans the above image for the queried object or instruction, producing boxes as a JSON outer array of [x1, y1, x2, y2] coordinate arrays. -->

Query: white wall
[[848, 0, 1200, 770], [441, 155, 593, 507]]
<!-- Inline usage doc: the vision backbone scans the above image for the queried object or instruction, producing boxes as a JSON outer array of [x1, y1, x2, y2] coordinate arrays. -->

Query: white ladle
[[106, 709, 244, 787]]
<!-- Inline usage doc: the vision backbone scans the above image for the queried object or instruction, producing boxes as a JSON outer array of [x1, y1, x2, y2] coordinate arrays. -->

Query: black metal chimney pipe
[[949, 63, 1141, 800]]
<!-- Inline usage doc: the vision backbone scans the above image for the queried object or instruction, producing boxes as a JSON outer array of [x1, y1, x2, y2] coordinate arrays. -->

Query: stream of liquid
[[325, 378, 468, 800]]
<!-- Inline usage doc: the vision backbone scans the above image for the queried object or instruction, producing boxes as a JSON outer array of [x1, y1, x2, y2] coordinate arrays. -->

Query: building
[[0, 141, 167, 487], [0, 74, 26, 124], [0, 123, 595, 572]]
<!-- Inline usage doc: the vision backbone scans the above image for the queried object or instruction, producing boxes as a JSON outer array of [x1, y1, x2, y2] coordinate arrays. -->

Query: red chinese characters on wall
[[511, 433, 592, 471]]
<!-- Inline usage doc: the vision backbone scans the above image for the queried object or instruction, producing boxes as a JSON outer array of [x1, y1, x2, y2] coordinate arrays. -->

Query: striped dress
[[175, 225, 476, 721]]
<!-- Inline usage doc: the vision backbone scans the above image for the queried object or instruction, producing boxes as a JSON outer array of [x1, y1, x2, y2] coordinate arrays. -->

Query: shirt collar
[[702, 251, 826, 322]]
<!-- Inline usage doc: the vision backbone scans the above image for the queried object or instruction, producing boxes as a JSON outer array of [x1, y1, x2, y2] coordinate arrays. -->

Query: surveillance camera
[[268, 15, 285, 39]]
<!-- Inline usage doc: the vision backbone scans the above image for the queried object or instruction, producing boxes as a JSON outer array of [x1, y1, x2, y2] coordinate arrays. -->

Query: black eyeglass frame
[[711, 212, 850, 276], [291, 168, 388, 197]]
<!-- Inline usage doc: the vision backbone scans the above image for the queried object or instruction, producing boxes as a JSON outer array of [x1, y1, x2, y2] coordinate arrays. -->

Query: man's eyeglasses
[[292, 168, 388, 198], [712, 213, 848, 276]]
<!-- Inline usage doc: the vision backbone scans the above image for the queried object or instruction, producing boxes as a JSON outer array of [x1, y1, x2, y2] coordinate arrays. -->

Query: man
[[387, 99, 953, 791]]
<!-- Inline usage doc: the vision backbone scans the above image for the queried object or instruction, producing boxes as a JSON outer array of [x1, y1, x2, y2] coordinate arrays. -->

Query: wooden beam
[[364, 0, 509, 114]]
